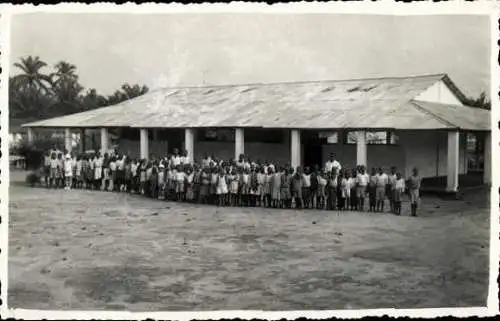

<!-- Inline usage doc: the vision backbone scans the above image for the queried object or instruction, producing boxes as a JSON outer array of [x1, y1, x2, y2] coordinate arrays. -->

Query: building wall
[[401, 130, 466, 178], [413, 80, 463, 105], [195, 141, 290, 164], [321, 143, 405, 173], [114, 129, 467, 179], [116, 138, 169, 158], [321, 130, 466, 178], [114, 138, 290, 164]]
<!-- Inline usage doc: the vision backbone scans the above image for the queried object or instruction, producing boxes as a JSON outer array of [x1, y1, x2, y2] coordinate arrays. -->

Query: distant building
[[23, 74, 491, 192]]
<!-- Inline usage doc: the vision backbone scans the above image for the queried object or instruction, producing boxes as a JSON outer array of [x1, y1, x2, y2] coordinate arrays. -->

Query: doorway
[[302, 130, 326, 169]]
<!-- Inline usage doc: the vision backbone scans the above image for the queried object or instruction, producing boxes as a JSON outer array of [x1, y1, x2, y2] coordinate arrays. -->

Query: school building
[[22, 74, 491, 193]]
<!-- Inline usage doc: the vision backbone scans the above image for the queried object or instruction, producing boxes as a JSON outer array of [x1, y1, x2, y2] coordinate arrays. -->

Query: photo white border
[[0, 1, 498, 320]]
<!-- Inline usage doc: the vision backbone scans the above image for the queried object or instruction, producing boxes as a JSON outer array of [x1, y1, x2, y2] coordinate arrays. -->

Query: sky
[[10, 13, 491, 98]]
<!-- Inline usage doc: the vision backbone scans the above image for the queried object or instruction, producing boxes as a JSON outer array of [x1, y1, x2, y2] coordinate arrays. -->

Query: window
[[198, 128, 235, 142], [318, 131, 338, 144], [344, 131, 398, 145], [120, 128, 139, 140], [466, 132, 484, 172], [246, 129, 284, 144]]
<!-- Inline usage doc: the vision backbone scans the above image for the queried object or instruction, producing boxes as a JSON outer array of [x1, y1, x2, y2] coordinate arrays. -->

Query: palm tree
[[9, 76, 55, 119], [50, 61, 84, 115], [13, 56, 52, 94], [51, 61, 78, 85]]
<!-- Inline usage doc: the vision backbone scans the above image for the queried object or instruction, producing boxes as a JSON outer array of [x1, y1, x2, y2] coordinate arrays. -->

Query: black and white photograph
[[1, 2, 498, 319]]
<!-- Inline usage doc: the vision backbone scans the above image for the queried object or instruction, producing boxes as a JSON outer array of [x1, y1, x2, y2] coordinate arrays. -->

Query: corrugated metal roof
[[411, 100, 490, 131], [22, 74, 489, 131]]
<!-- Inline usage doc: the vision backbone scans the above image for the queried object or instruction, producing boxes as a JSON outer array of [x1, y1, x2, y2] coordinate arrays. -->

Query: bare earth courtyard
[[8, 170, 490, 311]]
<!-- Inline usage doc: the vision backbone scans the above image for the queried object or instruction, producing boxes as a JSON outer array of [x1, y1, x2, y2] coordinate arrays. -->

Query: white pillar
[[79, 128, 86, 153], [185, 128, 194, 164], [235, 128, 244, 160], [100, 128, 109, 154], [484, 132, 491, 185], [64, 128, 72, 153], [291, 129, 301, 169], [140, 128, 149, 159], [356, 131, 367, 167], [27, 127, 34, 144], [447, 131, 460, 192]]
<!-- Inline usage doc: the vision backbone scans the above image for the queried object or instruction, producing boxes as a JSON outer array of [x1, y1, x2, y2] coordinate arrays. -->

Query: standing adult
[[171, 148, 181, 167], [325, 153, 342, 174], [408, 167, 422, 217]]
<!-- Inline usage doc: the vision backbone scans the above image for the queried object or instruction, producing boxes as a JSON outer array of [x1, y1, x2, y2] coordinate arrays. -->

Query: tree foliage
[[463, 91, 491, 110], [9, 56, 149, 120]]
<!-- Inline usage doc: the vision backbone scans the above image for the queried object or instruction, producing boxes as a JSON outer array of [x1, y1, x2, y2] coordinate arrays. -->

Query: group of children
[[38, 149, 422, 216]]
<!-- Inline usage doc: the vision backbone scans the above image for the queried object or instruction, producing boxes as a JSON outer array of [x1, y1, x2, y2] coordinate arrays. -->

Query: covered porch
[[26, 125, 491, 194]]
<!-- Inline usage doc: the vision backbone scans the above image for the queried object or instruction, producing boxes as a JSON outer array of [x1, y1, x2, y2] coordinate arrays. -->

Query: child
[[292, 167, 303, 209], [75, 155, 83, 189], [84, 155, 93, 190], [94, 152, 104, 191], [150, 163, 159, 199], [368, 168, 377, 212], [56, 152, 64, 188], [340, 171, 350, 210], [394, 172, 405, 215], [388, 167, 397, 213], [139, 160, 147, 195], [280, 168, 292, 209], [117, 154, 126, 192], [157, 163, 165, 200], [257, 167, 267, 207], [327, 169, 338, 211], [43, 151, 51, 188], [264, 167, 273, 208], [122, 158, 131, 193], [356, 166, 369, 211], [249, 167, 259, 207], [241, 168, 251, 206], [193, 165, 202, 203], [185, 167, 195, 202], [310, 168, 319, 209], [408, 167, 421, 217], [175, 165, 186, 201], [302, 167, 312, 209], [375, 167, 388, 212], [167, 165, 176, 200], [348, 170, 357, 210], [210, 167, 219, 205], [71, 154, 78, 188], [108, 156, 117, 192], [229, 168, 239, 206], [49, 152, 58, 188], [145, 162, 153, 197], [271, 167, 282, 208], [200, 167, 210, 204], [317, 171, 327, 210], [216, 168, 228, 206], [130, 159, 138, 193], [64, 154, 73, 190]]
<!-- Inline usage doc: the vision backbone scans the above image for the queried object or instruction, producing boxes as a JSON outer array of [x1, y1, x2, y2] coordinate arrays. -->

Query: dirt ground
[[8, 170, 491, 311]]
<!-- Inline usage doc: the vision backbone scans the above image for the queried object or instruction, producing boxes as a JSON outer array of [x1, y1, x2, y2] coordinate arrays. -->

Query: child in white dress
[[64, 155, 73, 190], [216, 170, 228, 206]]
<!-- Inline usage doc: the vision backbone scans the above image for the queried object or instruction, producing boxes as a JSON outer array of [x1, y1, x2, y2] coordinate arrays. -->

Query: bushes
[[11, 137, 64, 170], [25, 171, 40, 187]]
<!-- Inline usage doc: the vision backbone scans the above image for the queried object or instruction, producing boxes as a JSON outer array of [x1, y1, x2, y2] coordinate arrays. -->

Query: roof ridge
[[148, 73, 447, 91], [410, 100, 458, 129]]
